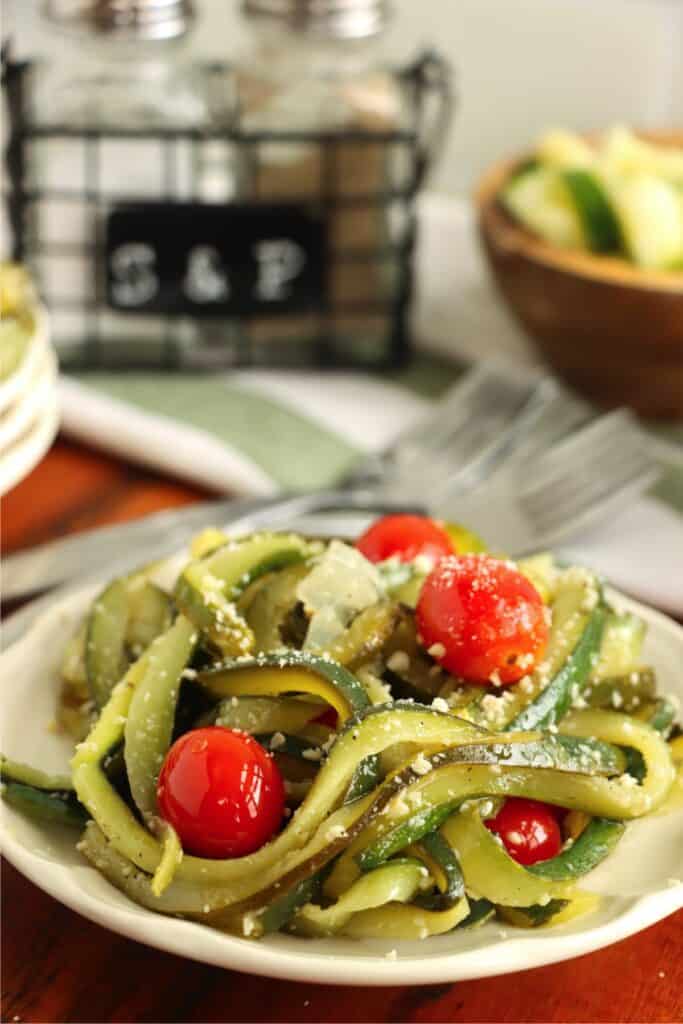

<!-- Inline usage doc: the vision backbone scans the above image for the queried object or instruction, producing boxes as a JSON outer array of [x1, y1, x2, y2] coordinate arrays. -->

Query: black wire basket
[[3, 52, 452, 371]]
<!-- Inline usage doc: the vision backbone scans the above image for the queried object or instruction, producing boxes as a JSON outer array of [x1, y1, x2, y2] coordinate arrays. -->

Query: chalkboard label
[[106, 202, 327, 316]]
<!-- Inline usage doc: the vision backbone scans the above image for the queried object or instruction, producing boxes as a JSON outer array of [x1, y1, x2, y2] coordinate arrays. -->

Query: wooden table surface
[[2, 438, 682, 1024]]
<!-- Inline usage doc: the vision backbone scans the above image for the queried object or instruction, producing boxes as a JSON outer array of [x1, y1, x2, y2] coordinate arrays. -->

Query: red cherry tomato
[[415, 554, 548, 684], [313, 706, 339, 728], [157, 727, 285, 859], [355, 514, 454, 564], [485, 798, 562, 865]]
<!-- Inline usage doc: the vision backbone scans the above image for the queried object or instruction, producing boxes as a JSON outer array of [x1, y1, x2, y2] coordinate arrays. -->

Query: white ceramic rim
[[0, 384, 60, 497], [0, 346, 58, 454], [1, 533, 682, 985], [0, 305, 50, 415]]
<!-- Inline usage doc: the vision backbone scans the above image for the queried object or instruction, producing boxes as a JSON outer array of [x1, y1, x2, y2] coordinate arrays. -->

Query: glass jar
[[201, 0, 450, 366], [30, 0, 206, 127], [6, 0, 451, 369]]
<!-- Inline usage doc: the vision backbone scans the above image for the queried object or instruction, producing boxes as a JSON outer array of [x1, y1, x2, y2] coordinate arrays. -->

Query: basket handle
[[401, 49, 455, 190]]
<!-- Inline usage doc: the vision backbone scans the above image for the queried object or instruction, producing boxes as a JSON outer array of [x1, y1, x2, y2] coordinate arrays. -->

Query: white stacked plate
[[0, 306, 60, 496]]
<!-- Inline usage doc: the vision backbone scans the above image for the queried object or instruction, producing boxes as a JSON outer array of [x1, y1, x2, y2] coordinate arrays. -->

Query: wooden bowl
[[475, 138, 683, 418]]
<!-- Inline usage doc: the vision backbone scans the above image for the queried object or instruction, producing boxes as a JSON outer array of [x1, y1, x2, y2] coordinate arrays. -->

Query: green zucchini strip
[[585, 669, 656, 712], [152, 824, 184, 897], [457, 897, 495, 929], [339, 895, 469, 939], [443, 807, 574, 906], [197, 651, 371, 724], [86, 578, 130, 708], [1, 755, 86, 828], [413, 830, 465, 910], [313, 602, 400, 669], [1, 755, 74, 792], [77, 799, 374, 918], [351, 734, 620, 877], [529, 817, 625, 880], [126, 581, 174, 655], [506, 605, 607, 731], [2, 781, 88, 828], [84, 576, 174, 709], [497, 899, 570, 928], [562, 169, 622, 252], [325, 716, 674, 901], [124, 615, 198, 821], [638, 698, 678, 738], [256, 871, 324, 937], [213, 696, 324, 735], [559, 708, 676, 811], [465, 569, 605, 731], [589, 611, 647, 682], [73, 700, 480, 888], [243, 563, 309, 653], [175, 532, 314, 656], [291, 858, 426, 936]]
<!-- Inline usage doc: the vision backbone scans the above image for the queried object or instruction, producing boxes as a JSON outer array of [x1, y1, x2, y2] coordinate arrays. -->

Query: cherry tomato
[[485, 798, 562, 865], [313, 706, 339, 728], [157, 727, 285, 859], [355, 514, 454, 564], [415, 554, 548, 685]]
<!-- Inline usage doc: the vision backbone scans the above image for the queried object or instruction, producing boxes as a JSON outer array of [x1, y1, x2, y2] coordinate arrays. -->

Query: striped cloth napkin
[[57, 196, 683, 614]]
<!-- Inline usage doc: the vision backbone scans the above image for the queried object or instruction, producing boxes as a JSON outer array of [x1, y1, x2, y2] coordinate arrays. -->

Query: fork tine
[[527, 409, 636, 477], [492, 394, 592, 470], [528, 464, 658, 547], [520, 412, 659, 543], [524, 448, 655, 530], [390, 362, 540, 458], [412, 376, 561, 502]]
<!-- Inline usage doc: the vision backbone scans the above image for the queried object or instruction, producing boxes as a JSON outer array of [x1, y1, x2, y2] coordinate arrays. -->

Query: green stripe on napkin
[[74, 359, 683, 513], [76, 373, 360, 490]]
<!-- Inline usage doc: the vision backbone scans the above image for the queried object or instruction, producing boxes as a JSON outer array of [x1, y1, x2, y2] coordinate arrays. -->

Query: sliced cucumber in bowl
[[561, 170, 622, 253], [501, 166, 586, 249], [607, 174, 683, 270]]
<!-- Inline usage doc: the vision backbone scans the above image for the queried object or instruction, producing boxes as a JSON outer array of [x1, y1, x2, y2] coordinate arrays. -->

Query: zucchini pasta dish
[[2, 514, 681, 942]]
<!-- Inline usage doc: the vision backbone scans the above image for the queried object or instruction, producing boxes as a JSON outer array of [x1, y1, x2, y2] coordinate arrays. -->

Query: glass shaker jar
[[20, 0, 212, 365], [31, 0, 205, 127], [205, 0, 453, 366], [5, 0, 451, 369]]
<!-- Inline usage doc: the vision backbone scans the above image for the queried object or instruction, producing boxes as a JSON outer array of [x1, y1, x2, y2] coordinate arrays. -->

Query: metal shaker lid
[[242, 0, 391, 39], [42, 0, 195, 41]]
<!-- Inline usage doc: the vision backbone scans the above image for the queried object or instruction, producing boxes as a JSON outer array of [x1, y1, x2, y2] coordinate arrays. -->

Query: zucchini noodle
[[3, 528, 678, 942]]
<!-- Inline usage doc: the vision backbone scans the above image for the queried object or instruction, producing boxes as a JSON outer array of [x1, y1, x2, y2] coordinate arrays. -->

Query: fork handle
[[1, 490, 429, 600]]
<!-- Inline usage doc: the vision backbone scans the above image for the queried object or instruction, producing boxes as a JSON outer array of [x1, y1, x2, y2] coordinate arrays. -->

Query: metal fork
[[2, 363, 558, 598], [345, 363, 558, 496], [1, 380, 658, 600], [433, 409, 659, 552]]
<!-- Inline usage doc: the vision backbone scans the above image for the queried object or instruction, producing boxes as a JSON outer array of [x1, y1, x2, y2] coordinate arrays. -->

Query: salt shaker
[[209, 0, 453, 365], [32, 0, 205, 127]]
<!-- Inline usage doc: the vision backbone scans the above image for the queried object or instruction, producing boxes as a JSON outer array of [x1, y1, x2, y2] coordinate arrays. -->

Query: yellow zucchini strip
[[124, 615, 198, 821], [214, 696, 326, 735], [291, 859, 426, 936], [74, 702, 481, 893], [199, 665, 358, 724], [558, 709, 675, 814], [324, 716, 673, 900], [340, 897, 469, 939], [442, 806, 574, 906], [151, 824, 184, 897]]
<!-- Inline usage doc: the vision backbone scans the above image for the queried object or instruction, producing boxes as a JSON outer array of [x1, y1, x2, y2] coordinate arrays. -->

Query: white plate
[[0, 345, 58, 454], [0, 385, 60, 497], [1, 514, 682, 985], [0, 305, 50, 415]]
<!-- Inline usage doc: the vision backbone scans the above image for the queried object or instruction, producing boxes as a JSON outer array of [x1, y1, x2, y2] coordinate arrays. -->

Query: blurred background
[[5, 0, 683, 193], [1, 0, 681, 542]]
